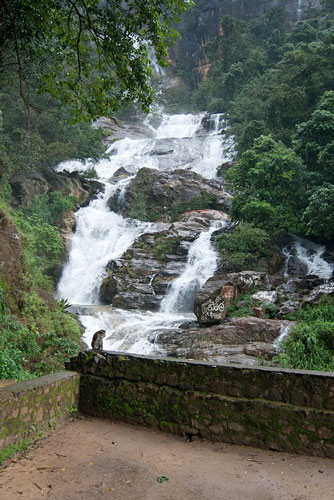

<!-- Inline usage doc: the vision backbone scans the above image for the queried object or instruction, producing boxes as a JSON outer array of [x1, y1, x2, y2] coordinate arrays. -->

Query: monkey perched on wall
[[91, 329, 106, 351]]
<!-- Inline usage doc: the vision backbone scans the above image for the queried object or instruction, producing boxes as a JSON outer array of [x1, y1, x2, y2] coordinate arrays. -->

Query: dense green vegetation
[[0, 71, 102, 379], [0, 279, 81, 380], [174, 4, 334, 244], [216, 222, 271, 272], [0, 0, 189, 120], [275, 302, 334, 371]]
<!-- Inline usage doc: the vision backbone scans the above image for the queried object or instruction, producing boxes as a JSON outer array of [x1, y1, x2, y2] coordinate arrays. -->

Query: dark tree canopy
[[0, 0, 189, 120]]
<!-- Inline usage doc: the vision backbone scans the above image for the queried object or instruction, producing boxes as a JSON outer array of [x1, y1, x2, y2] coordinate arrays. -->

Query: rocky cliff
[[170, 0, 323, 85]]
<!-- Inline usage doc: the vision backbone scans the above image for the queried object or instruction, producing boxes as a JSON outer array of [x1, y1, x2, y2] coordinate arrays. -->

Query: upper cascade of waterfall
[[283, 236, 334, 280], [56, 109, 235, 182], [155, 113, 205, 139]]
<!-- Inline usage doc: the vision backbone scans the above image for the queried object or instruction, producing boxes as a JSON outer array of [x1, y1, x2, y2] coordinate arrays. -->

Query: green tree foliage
[[295, 90, 334, 185], [191, 8, 286, 113], [216, 222, 271, 272], [227, 135, 305, 236], [0, 72, 107, 176], [276, 302, 334, 371], [302, 184, 334, 240], [0, 0, 189, 120], [277, 321, 334, 371]]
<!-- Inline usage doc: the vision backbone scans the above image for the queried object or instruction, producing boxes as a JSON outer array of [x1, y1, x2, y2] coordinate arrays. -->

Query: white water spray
[[274, 324, 292, 350], [283, 236, 333, 280], [161, 222, 224, 314], [297, 0, 303, 21]]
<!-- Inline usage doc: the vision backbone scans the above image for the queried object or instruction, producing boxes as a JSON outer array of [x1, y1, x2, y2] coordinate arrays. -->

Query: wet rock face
[[10, 170, 104, 209], [304, 281, 334, 304], [108, 168, 232, 222], [194, 271, 284, 325], [99, 210, 227, 311], [152, 317, 292, 363], [99, 228, 195, 310]]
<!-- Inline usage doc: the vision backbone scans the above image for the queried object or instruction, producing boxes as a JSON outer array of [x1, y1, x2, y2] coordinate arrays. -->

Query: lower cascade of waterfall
[[77, 223, 221, 354], [57, 110, 233, 353]]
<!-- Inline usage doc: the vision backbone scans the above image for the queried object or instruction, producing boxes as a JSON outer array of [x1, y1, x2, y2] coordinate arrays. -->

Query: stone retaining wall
[[68, 352, 334, 457], [0, 371, 80, 451]]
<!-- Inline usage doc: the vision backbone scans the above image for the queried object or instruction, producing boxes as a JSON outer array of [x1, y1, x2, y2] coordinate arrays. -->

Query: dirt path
[[1, 416, 333, 500]]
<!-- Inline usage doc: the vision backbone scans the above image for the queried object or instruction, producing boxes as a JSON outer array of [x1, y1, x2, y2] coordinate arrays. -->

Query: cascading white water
[[78, 224, 222, 353], [156, 113, 205, 139], [283, 236, 334, 280], [160, 222, 224, 314], [297, 0, 303, 21], [273, 323, 292, 350], [57, 186, 156, 305], [57, 109, 232, 353]]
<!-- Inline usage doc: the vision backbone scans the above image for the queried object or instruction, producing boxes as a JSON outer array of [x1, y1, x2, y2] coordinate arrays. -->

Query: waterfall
[[57, 189, 156, 305], [57, 109, 232, 353], [274, 323, 292, 350], [297, 0, 303, 21], [160, 222, 224, 314], [156, 113, 205, 139], [283, 236, 334, 280]]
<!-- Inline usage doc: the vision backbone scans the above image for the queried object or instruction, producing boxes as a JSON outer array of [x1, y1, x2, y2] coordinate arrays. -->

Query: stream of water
[[282, 236, 334, 280], [57, 110, 234, 353], [297, 0, 303, 21]]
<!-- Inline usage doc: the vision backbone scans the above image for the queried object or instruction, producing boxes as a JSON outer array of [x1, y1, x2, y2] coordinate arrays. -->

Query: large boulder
[[304, 281, 334, 304], [10, 172, 49, 208], [107, 167, 232, 222], [10, 170, 104, 209], [152, 317, 293, 364], [99, 228, 195, 310], [194, 271, 284, 325]]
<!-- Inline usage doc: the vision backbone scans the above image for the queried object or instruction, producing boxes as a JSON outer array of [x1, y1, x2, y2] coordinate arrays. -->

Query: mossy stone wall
[[0, 371, 80, 452], [68, 352, 334, 457]]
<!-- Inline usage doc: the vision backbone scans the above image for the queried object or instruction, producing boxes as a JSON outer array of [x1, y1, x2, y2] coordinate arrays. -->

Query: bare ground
[[1, 416, 334, 500]]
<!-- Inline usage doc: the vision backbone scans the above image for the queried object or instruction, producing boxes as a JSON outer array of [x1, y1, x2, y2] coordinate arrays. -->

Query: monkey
[[91, 329, 106, 351]]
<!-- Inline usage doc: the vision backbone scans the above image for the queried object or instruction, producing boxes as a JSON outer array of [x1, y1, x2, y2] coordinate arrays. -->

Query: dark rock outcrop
[[194, 271, 284, 325], [10, 170, 104, 209], [99, 210, 227, 310], [152, 317, 292, 364], [304, 281, 334, 304], [108, 167, 232, 222], [99, 228, 196, 310]]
